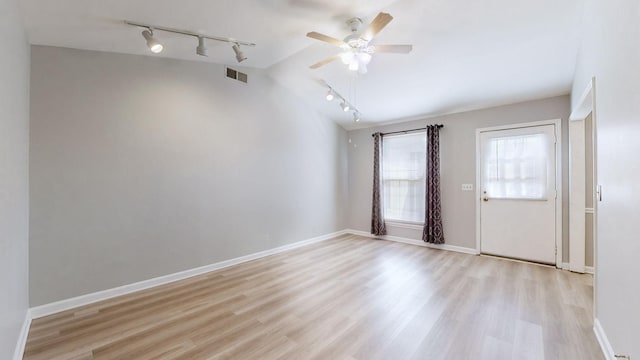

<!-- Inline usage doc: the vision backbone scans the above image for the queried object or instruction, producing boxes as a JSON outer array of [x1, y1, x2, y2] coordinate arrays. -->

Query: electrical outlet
[[461, 184, 474, 191]]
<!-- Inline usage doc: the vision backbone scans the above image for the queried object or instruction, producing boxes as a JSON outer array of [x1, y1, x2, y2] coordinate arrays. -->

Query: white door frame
[[476, 119, 563, 267], [569, 117, 586, 273], [569, 77, 597, 317]]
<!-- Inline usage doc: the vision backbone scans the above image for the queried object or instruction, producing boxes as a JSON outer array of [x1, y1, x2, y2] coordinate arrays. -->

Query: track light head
[[353, 112, 361, 122], [196, 36, 208, 57], [232, 43, 247, 62], [142, 29, 163, 53], [340, 102, 350, 112], [326, 90, 334, 101]]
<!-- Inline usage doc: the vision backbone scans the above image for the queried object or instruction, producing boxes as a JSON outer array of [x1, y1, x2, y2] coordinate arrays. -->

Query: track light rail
[[124, 21, 256, 47]]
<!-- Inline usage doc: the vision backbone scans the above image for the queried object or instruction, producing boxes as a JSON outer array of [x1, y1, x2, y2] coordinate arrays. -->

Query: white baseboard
[[594, 318, 615, 360], [346, 229, 479, 255], [13, 310, 31, 360], [30, 230, 348, 319]]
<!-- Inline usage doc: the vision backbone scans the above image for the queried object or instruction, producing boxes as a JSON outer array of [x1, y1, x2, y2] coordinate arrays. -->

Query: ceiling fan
[[306, 12, 412, 74]]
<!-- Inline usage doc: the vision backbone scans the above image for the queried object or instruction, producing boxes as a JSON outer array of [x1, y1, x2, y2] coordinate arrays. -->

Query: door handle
[[483, 196, 489, 202]]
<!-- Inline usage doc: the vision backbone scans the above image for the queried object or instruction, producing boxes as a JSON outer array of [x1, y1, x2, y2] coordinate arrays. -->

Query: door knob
[[483, 196, 489, 202]]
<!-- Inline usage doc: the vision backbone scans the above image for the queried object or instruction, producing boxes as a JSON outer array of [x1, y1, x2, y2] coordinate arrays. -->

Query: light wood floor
[[24, 235, 603, 360]]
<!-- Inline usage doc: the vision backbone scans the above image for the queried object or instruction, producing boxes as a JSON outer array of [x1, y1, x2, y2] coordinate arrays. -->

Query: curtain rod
[[371, 125, 444, 137]]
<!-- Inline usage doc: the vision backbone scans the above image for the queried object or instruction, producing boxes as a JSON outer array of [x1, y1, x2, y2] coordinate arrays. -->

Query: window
[[382, 132, 426, 223], [483, 133, 549, 199]]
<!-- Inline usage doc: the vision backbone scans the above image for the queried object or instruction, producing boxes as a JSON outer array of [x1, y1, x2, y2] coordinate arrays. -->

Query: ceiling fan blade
[[309, 55, 340, 69], [373, 44, 413, 53], [360, 12, 393, 42], [306, 32, 347, 47]]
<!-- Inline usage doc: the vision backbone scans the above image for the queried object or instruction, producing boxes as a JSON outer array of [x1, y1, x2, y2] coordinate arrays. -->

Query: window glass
[[484, 134, 548, 199]]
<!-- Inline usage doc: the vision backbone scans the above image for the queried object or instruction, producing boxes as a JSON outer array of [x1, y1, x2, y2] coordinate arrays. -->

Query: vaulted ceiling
[[20, 0, 585, 129]]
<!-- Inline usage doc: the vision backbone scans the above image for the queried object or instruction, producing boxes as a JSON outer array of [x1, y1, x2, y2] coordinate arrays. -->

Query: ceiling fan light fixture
[[341, 101, 350, 112], [358, 52, 372, 65], [142, 29, 163, 53], [306, 12, 412, 73], [340, 52, 354, 65]]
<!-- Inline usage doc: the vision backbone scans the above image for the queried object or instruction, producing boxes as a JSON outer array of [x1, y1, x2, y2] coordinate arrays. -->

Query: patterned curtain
[[371, 132, 387, 236], [423, 125, 444, 244]]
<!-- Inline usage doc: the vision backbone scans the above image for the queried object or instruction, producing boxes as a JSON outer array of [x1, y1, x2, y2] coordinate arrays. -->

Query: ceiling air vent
[[225, 67, 248, 83]]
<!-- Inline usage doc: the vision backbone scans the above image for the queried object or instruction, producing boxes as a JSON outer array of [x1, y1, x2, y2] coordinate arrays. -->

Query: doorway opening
[[569, 77, 598, 319], [476, 119, 562, 266]]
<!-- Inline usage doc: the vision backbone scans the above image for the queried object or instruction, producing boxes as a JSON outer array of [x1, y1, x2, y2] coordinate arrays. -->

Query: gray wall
[[572, 0, 640, 356], [347, 96, 570, 258], [29, 46, 348, 306], [0, 0, 30, 357]]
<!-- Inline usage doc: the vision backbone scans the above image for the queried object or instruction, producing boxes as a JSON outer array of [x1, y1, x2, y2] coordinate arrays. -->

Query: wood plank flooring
[[24, 235, 603, 359]]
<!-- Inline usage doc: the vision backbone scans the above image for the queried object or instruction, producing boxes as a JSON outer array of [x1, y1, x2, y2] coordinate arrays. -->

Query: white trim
[[346, 229, 479, 255], [561, 262, 594, 274], [585, 207, 595, 214], [12, 310, 31, 360], [481, 254, 556, 268], [569, 118, 586, 273], [475, 119, 563, 268], [594, 319, 615, 360], [570, 79, 594, 121], [473, 119, 561, 133], [385, 221, 424, 230], [29, 230, 348, 319], [570, 77, 598, 320]]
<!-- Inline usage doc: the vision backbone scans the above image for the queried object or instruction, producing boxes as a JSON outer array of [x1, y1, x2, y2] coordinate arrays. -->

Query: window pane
[[484, 134, 548, 199], [382, 133, 426, 222]]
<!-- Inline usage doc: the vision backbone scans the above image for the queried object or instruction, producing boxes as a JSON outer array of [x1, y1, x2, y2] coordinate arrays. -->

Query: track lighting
[[232, 43, 247, 63], [196, 36, 208, 57], [321, 82, 362, 121], [141, 30, 163, 53], [326, 90, 335, 101], [126, 21, 256, 62]]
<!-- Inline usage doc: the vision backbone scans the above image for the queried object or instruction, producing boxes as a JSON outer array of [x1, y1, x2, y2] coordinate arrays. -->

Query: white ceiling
[[20, 0, 585, 130]]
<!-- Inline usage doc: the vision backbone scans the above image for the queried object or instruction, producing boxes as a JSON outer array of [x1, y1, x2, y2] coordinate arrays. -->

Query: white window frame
[[381, 131, 427, 226]]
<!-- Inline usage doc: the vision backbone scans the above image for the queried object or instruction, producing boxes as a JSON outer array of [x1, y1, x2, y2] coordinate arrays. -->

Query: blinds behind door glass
[[382, 133, 426, 222], [484, 134, 549, 199]]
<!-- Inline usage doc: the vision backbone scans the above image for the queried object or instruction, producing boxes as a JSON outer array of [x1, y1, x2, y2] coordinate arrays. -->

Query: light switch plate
[[461, 184, 474, 191]]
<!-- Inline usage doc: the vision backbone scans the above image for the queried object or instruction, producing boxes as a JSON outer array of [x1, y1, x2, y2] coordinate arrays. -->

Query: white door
[[479, 124, 557, 264]]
